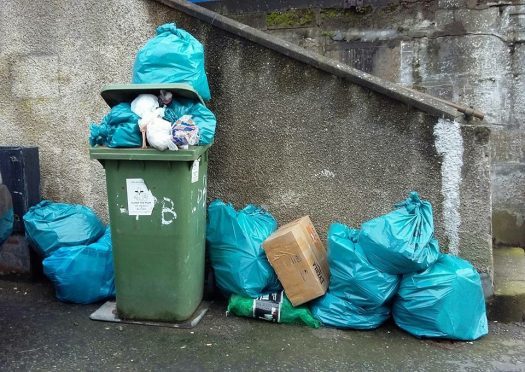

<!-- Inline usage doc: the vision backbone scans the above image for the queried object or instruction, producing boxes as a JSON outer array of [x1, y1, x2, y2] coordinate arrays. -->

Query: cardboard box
[[262, 216, 329, 306]]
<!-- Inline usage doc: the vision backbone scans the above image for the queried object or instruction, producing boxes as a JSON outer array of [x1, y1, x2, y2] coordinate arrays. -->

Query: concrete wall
[[215, 0, 525, 247], [0, 1, 492, 280]]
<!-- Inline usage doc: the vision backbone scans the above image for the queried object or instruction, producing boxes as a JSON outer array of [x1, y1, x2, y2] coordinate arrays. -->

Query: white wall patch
[[317, 169, 335, 178], [434, 118, 464, 255]]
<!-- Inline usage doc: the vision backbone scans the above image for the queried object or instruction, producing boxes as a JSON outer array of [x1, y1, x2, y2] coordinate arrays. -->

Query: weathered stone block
[[489, 247, 525, 322], [492, 163, 525, 209], [422, 36, 509, 81], [493, 210, 525, 248], [513, 43, 525, 73], [492, 162, 525, 246], [510, 72, 525, 127], [459, 77, 512, 126], [454, 8, 500, 34], [491, 129, 524, 163], [501, 5, 525, 42], [438, 0, 467, 10]]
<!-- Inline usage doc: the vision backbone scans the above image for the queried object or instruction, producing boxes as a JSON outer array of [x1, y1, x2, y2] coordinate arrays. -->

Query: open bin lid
[[89, 144, 212, 162], [100, 83, 205, 107]]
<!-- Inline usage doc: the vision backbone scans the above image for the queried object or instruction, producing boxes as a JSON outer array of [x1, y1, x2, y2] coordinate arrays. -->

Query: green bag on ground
[[227, 291, 321, 329]]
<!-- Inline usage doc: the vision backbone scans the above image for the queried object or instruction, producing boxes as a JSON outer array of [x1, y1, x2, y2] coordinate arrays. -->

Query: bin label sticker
[[191, 158, 200, 183], [126, 178, 156, 216]]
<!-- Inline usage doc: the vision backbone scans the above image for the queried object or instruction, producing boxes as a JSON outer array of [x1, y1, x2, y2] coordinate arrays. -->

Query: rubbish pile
[[89, 23, 216, 151], [76, 23, 489, 340], [23, 201, 115, 304], [207, 192, 488, 341], [206, 201, 320, 328]]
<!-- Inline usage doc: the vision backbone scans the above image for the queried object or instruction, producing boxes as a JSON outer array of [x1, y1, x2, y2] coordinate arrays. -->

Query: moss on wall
[[266, 9, 315, 28], [320, 6, 373, 20]]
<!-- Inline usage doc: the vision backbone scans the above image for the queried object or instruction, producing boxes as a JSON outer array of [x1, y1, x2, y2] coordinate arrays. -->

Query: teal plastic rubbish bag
[[132, 23, 211, 101], [23, 200, 106, 258], [393, 254, 488, 341], [164, 98, 216, 145], [206, 199, 281, 298], [359, 192, 440, 274], [89, 103, 142, 148], [43, 228, 115, 304], [0, 185, 14, 247], [327, 223, 399, 308], [310, 223, 399, 330], [311, 292, 390, 330], [0, 208, 13, 247]]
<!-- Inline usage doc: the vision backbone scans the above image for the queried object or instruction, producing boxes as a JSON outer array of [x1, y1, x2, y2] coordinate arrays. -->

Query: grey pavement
[[1, 278, 524, 371]]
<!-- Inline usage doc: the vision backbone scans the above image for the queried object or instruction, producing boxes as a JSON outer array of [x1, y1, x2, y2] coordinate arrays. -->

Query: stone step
[[488, 247, 525, 322]]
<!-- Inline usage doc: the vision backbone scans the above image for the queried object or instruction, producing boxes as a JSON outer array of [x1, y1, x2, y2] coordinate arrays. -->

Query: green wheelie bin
[[89, 84, 210, 322]]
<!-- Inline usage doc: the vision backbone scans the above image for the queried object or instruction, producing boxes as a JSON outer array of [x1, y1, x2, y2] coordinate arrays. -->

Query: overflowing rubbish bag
[[164, 98, 216, 145], [206, 199, 281, 298], [393, 254, 488, 341], [310, 223, 399, 330], [227, 291, 321, 328], [311, 292, 390, 330], [327, 223, 399, 308], [359, 192, 440, 274], [110, 93, 215, 150], [0, 185, 14, 247], [43, 227, 115, 304], [171, 115, 200, 148], [130, 94, 160, 118], [129, 94, 177, 152], [89, 103, 142, 148], [90, 22, 216, 150], [132, 23, 211, 101], [23, 200, 106, 258]]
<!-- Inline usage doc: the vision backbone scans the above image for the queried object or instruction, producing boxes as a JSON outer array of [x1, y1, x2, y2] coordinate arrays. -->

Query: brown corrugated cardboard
[[262, 216, 329, 306]]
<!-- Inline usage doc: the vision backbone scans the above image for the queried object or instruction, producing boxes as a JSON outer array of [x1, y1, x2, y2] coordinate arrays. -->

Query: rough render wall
[[224, 0, 525, 247], [0, 0, 167, 215], [0, 0, 492, 275]]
